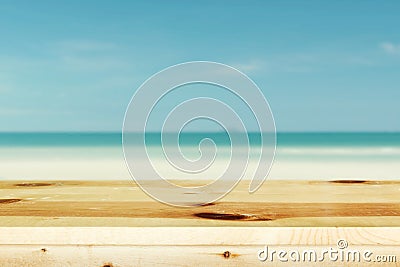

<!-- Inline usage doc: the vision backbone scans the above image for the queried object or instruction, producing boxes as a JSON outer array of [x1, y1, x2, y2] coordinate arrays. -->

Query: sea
[[0, 132, 399, 181]]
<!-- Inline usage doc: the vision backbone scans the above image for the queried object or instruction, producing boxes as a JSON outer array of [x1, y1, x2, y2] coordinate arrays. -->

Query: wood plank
[[0, 244, 398, 266], [1, 180, 400, 266], [0, 228, 399, 266], [1, 180, 400, 226], [1, 227, 400, 246]]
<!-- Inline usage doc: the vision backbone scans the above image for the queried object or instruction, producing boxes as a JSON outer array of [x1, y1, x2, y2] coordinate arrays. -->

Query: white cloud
[[0, 108, 30, 116], [54, 40, 118, 52], [381, 42, 400, 55], [231, 60, 264, 73], [0, 74, 17, 93], [230, 58, 314, 74], [47, 40, 133, 72], [0, 84, 11, 93], [59, 54, 131, 71]]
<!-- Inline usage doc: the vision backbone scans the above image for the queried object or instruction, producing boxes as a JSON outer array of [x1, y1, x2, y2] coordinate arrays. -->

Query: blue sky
[[0, 0, 399, 132]]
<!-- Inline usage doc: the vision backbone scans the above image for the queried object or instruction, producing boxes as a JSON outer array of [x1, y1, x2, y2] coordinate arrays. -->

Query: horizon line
[[0, 131, 399, 134]]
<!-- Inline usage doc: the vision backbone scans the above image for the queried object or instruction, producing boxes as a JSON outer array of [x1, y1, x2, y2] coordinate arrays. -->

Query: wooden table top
[[1, 179, 399, 227]]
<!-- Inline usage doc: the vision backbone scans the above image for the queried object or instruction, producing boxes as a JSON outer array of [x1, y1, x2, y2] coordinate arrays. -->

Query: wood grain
[[0, 228, 399, 266], [1, 179, 400, 226], [1, 180, 400, 266]]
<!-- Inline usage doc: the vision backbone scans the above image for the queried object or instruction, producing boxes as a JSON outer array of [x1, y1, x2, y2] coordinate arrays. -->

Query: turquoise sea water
[[1, 132, 399, 147], [0, 132, 399, 180]]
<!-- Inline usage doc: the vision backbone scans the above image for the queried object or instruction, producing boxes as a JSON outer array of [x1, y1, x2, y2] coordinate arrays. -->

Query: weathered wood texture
[[0, 228, 399, 266], [0, 180, 399, 226], [1, 180, 400, 266]]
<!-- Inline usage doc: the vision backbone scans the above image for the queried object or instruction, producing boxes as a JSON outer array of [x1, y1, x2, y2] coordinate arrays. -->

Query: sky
[[0, 0, 399, 132]]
